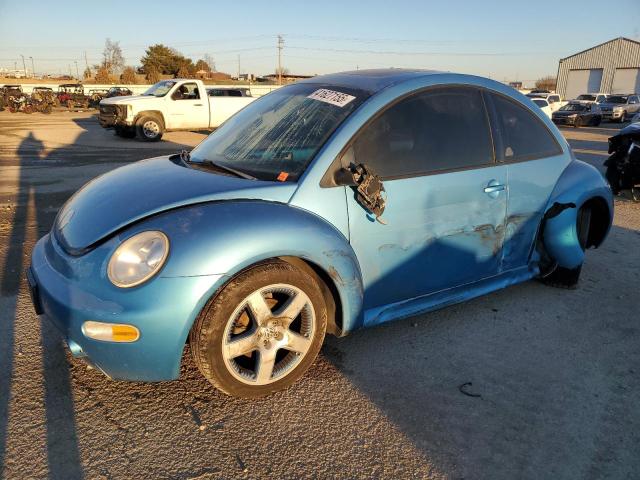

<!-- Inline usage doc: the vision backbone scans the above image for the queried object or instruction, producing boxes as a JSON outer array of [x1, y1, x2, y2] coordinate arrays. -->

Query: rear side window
[[352, 87, 494, 178], [488, 93, 561, 161]]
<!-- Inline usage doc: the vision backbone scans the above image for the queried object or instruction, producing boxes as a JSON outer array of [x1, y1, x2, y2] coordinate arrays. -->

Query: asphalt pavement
[[0, 111, 638, 479]]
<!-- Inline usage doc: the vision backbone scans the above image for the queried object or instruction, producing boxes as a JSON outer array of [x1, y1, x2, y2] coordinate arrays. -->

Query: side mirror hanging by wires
[[348, 163, 387, 225]]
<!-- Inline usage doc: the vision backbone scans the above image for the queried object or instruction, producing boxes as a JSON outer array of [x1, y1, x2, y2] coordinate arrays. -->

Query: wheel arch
[[540, 159, 613, 269], [134, 110, 165, 128]]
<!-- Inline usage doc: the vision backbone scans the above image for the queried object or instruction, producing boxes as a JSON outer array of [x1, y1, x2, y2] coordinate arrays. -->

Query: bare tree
[[120, 66, 137, 84], [204, 54, 216, 72], [535, 76, 557, 91], [95, 67, 112, 84], [102, 38, 125, 75], [83, 67, 92, 80]]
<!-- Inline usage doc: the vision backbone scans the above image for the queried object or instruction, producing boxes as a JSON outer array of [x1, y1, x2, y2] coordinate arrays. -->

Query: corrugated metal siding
[[557, 37, 640, 98]]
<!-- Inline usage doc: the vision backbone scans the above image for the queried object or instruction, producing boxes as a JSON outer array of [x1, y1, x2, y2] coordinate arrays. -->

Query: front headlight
[[107, 231, 169, 288], [613, 106, 623, 112]]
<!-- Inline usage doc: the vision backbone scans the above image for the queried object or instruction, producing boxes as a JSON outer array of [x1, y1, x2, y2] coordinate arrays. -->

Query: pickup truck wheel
[[542, 206, 591, 289], [190, 260, 327, 398], [136, 115, 164, 142]]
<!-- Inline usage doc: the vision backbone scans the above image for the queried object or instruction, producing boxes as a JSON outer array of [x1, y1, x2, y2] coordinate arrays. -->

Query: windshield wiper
[[180, 151, 256, 180], [207, 159, 256, 180]]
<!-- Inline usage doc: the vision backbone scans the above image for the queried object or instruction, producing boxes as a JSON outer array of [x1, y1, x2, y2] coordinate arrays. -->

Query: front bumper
[[28, 234, 224, 381], [98, 104, 129, 128], [552, 116, 577, 126], [601, 110, 623, 120]]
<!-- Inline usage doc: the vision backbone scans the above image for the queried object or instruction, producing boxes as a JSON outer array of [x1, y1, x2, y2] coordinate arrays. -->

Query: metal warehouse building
[[557, 37, 640, 100]]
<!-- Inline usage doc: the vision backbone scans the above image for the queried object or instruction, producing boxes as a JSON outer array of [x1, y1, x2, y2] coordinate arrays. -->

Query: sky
[[0, 0, 639, 85]]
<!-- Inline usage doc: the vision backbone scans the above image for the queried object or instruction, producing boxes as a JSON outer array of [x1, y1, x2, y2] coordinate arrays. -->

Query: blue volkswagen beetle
[[28, 70, 613, 397]]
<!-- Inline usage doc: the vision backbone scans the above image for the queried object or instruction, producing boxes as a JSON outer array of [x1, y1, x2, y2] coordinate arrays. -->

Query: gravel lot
[[0, 111, 638, 480]]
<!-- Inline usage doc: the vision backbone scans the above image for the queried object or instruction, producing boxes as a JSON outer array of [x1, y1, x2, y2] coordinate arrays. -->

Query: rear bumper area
[[28, 234, 224, 381]]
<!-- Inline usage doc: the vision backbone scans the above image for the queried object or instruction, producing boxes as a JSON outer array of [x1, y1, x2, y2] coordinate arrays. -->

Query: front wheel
[[190, 261, 327, 397], [619, 111, 626, 123], [136, 115, 164, 142]]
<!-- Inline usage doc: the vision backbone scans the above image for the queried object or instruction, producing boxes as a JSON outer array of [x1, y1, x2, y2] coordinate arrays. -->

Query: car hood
[[598, 102, 623, 109], [54, 156, 297, 254], [100, 95, 157, 105]]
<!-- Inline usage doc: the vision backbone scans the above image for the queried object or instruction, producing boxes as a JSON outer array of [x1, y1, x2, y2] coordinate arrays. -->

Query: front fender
[[125, 200, 365, 336], [542, 159, 613, 269]]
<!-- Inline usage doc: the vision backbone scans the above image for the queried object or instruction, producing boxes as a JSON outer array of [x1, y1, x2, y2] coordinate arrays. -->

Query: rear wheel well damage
[[581, 196, 610, 248], [536, 195, 610, 275]]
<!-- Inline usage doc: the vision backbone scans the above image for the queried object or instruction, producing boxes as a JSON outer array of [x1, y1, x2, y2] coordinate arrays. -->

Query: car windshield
[[143, 81, 176, 97], [190, 83, 369, 181], [605, 96, 628, 104], [560, 103, 587, 112], [577, 94, 596, 101], [532, 99, 547, 107]]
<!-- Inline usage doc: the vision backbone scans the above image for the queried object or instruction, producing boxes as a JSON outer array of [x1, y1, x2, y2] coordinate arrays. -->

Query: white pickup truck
[[98, 79, 255, 141]]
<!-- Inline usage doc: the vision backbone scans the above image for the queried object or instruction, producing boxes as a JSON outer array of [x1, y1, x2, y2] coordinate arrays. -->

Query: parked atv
[[7, 94, 33, 114], [88, 89, 109, 108], [605, 123, 640, 201], [57, 84, 89, 109], [30, 87, 56, 113]]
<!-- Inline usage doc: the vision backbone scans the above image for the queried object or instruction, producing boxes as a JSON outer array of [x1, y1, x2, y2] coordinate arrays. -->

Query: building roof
[[560, 37, 640, 61]]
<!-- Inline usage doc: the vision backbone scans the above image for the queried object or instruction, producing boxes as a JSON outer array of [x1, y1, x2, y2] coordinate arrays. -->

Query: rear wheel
[[136, 114, 164, 142], [592, 116, 601, 126], [190, 261, 327, 397], [542, 206, 591, 289]]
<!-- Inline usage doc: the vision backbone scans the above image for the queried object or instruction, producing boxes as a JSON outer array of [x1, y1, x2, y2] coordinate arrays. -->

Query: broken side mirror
[[333, 167, 357, 186]]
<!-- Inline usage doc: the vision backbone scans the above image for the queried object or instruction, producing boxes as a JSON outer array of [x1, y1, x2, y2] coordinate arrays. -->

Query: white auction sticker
[[307, 89, 356, 107]]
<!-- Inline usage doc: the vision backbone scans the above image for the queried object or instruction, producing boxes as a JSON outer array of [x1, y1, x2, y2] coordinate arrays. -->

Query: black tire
[[115, 126, 136, 138], [542, 206, 591, 289], [136, 114, 164, 142], [592, 116, 601, 127], [190, 260, 327, 398], [574, 116, 583, 128], [619, 111, 626, 123]]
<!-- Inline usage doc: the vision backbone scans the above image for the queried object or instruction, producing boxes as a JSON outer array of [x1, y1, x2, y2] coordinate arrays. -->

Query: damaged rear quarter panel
[[542, 159, 613, 269]]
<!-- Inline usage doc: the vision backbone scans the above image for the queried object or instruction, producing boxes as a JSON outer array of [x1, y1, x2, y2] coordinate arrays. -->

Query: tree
[[141, 44, 195, 76], [195, 59, 211, 72], [145, 66, 160, 83], [102, 38, 125, 75], [120, 66, 137, 84], [176, 64, 191, 78], [95, 67, 111, 83], [83, 67, 92, 80], [204, 54, 216, 72], [535, 76, 557, 91]]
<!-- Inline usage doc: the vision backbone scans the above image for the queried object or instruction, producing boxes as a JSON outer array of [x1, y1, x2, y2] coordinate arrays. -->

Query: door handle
[[194, 103, 203, 106], [484, 180, 505, 198]]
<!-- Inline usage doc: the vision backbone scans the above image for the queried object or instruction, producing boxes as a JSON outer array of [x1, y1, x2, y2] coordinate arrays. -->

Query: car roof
[[297, 69, 442, 94]]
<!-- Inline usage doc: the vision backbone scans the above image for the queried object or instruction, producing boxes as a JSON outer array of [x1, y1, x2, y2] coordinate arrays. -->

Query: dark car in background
[[552, 102, 602, 127], [598, 94, 640, 123]]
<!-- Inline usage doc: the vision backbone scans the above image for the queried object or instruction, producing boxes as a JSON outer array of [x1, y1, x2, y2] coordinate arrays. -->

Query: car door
[[628, 95, 640, 114], [483, 91, 567, 271], [167, 82, 209, 129], [344, 86, 508, 311]]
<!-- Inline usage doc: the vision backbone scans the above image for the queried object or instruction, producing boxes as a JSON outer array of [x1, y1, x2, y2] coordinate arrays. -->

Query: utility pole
[[74, 61, 79, 80], [84, 51, 90, 77], [20, 54, 27, 78], [277, 34, 284, 85], [69, 64, 73, 78], [29, 56, 35, 78], [237, 54, 241, 80]]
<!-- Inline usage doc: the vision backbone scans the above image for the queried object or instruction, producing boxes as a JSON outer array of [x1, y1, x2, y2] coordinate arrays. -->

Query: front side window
[[577, 94, 596, 101], [489, 93, 562, 161], [190, 83, 369, 181], [351, 87, 494, 178], [172, 83, 200, 100]]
